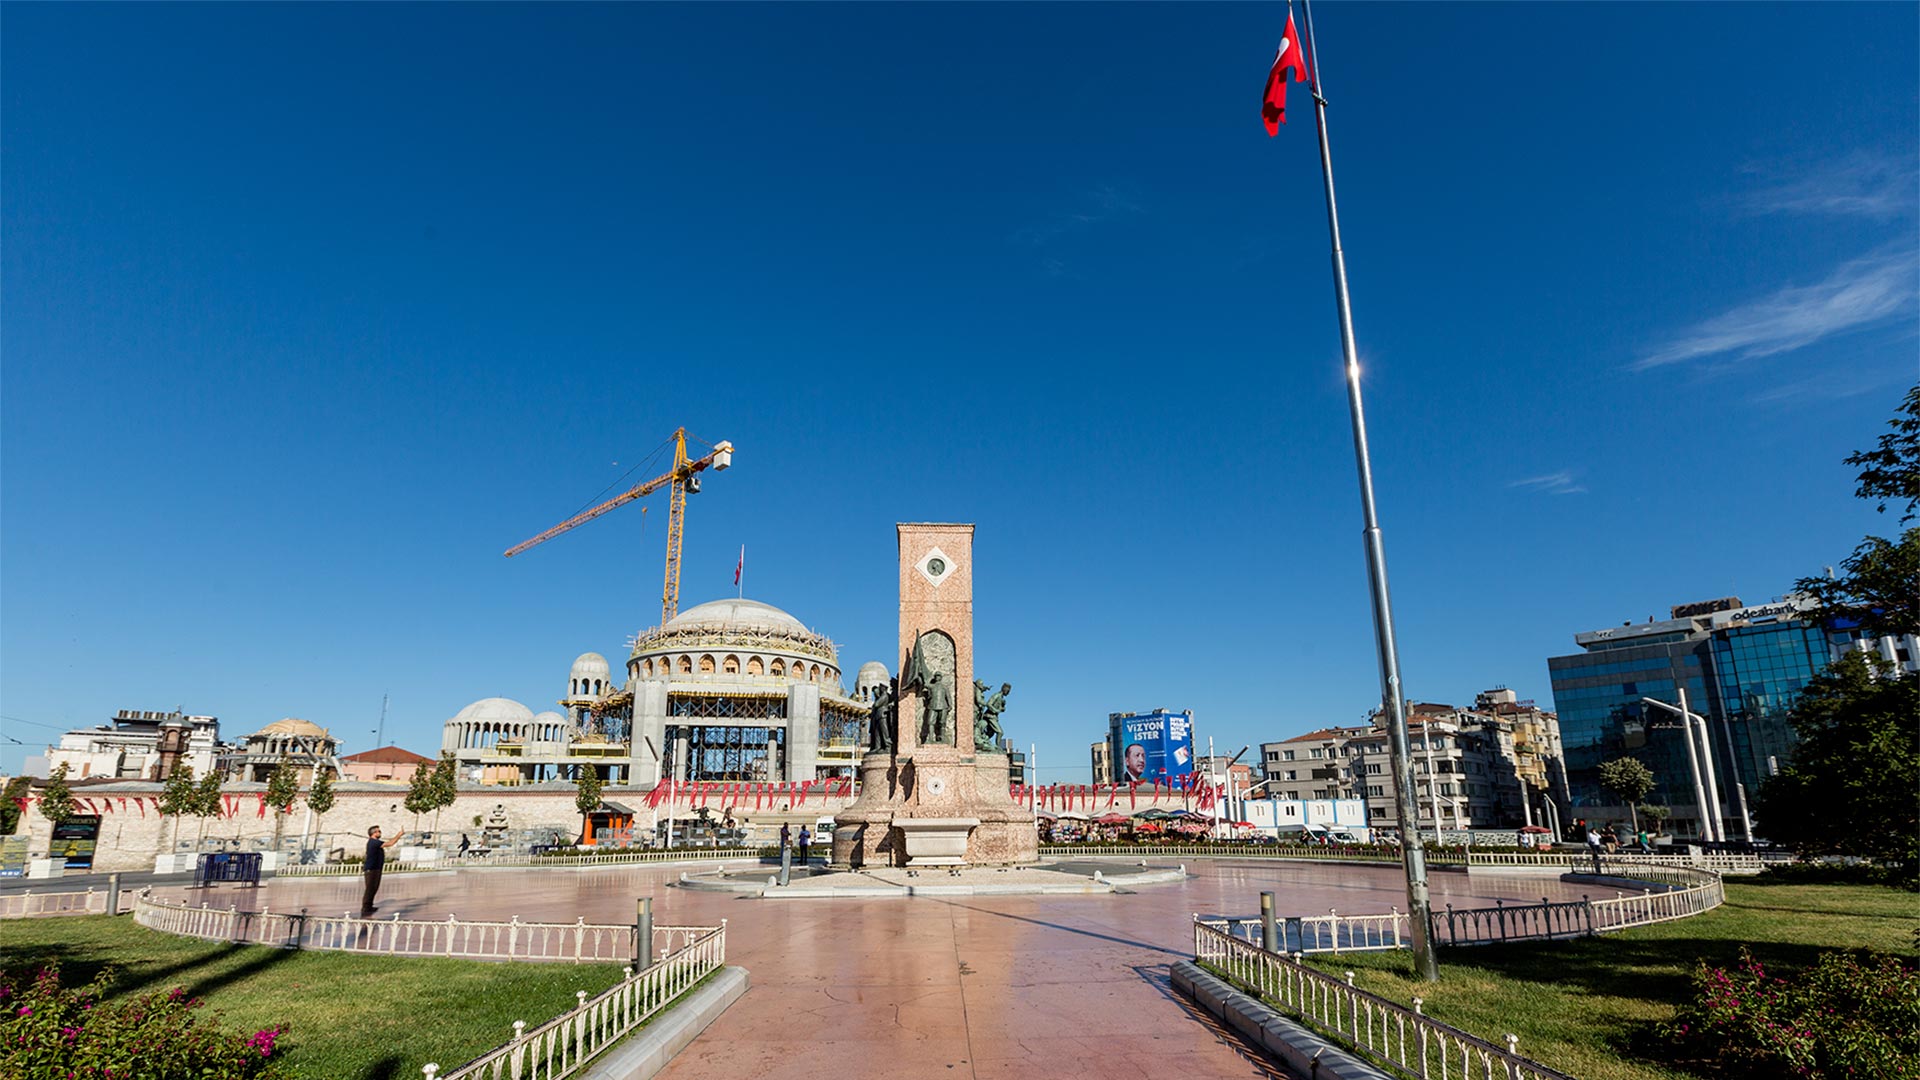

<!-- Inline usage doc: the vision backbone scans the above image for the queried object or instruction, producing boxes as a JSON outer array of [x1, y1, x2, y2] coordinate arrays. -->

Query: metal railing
[[1462, 850, 1767, 875], [0, 888, 116, 918], [274, 848, 770, 877], [1194, 917, 1576, 1080], [1039, 844, 1468, 866], [426, 920, 727, 1080], [1200, 910, 1410, 954], [1204, 864, 1724, 954], [133, 891, 704, 963]]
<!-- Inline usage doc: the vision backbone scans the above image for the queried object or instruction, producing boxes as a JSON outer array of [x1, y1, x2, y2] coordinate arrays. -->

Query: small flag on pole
[[1262, 10, 1310, 134], [734, 545, 744, 590]]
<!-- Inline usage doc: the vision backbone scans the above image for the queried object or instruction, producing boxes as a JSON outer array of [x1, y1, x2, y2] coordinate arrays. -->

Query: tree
[[305, 766, 336, 855], [0, 776, 28, 835], [1753, 650, 1919, 872], [403, 762, 436, 830], [574, 765, 604, 843], [1843, 382, 1919, 521], [264, 761, 301, 851], [1638, 804, 1673, 831], [157, 765, 199, 853], [429, 753, 458, 837], [37, 764, 75, 826], [1597, 757, 1656, 832], [191, 770, 223, 847], [1795, 385, 1920, 641]]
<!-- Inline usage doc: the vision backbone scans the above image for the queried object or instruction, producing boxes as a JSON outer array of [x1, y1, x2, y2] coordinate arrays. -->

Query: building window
[[1310, 748, 1323, 758], [1367, 785, 1384, 797], [746, 657, 764, 676], [771, 659, 786, 676], [699, 655, 716, 674], [1283, 750, 1295, 761], [678, 656, 693, 675], [1284, 770, 1296, 781], [723, 656, 740, 675]]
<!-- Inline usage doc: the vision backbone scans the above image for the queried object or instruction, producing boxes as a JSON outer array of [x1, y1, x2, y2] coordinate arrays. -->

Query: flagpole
[[1298, 0, 1438, 982]]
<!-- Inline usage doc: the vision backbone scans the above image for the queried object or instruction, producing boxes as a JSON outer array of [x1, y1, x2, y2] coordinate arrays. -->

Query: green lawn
[[0, 914, 627, 1079], [1293, 882, 1920, 1080]]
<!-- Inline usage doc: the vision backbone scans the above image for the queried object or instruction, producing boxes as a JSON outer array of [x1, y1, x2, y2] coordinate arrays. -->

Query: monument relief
[[830, 523, 1039, 868]]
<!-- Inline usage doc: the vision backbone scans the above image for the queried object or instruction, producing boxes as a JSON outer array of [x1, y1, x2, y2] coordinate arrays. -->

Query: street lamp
[[1640, 694, 1749, 843]]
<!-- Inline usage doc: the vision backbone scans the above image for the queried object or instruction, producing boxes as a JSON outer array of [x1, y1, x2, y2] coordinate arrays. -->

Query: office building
[[1547, 594, 1918, 839]]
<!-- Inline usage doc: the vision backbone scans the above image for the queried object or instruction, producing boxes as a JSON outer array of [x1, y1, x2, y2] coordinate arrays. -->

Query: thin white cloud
[[1508, 471, 1587, 496], [1741, 154, 1918, 220], [1634, 248, 1919, 371], [1012, 182, 1145, 247]]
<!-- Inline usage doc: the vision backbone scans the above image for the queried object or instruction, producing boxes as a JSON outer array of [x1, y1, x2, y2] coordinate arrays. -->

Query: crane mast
[[504, 427, 734, 626]]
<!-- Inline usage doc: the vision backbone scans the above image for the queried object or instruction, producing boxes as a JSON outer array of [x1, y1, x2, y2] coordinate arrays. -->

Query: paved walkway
[[152, 860, 1590, 1079]]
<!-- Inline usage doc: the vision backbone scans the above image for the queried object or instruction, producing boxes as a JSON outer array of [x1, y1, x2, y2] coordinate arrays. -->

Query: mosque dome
[[451, 698, 536, 726], [532, 710, 567, 727], [629, 596, 839, 684], [570, 652, 611, 678], [251, 718, 331, 740], [663, 598, 810, 636]]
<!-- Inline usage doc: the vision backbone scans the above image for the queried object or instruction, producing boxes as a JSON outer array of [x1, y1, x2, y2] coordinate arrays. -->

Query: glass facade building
[[1547, 597, 1839, 838]]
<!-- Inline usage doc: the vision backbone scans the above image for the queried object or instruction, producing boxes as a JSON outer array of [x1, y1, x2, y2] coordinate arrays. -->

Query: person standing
[[458, 833, 471, 857], [797, 825, 811, 864], [780, 822, 791, 851], [362, 825, 404, 916]]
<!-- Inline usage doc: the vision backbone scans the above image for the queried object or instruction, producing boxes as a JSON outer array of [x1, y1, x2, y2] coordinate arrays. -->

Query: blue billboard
[[1109, 710, 1195, 783]]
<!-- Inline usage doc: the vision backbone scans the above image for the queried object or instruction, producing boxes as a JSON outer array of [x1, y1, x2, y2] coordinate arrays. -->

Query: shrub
[[0, 964, 291, 1080], [1661, 947, 1920, 1080], [1756, 860, 1920, 891]]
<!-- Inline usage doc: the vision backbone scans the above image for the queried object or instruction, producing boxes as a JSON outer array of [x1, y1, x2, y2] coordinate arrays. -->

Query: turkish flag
[[1262, 12, 1310, 134]]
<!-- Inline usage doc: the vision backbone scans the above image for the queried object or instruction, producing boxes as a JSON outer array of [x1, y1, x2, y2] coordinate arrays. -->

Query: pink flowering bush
[[1661, 948, 1920, 1080], [0, 965, 290, 1080]]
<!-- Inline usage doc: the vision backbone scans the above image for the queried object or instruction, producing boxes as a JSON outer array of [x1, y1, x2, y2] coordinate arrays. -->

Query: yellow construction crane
[[504, 428, 734, 625]]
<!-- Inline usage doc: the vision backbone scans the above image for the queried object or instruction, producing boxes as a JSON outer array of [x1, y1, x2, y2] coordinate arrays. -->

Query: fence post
[[1260, 892, 1278, 953], [421, 1065, 438, 1079], [634, 898, 653, 968], [446, 914, 458, 957], [1582, 895, 1595, 936], [106, 873, 122, 916]]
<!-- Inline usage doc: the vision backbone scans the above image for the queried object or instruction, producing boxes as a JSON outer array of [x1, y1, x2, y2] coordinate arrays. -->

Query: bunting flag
[[133, 797, 145, 817], [1129, 780, 1138, 809], [258, 795, 269, 818], [119, 797, 127, 814], [1107, 784, 1117, 808]]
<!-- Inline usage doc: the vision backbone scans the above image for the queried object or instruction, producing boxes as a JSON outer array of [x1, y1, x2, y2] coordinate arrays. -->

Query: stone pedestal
[[831, 523, 1038, 869]]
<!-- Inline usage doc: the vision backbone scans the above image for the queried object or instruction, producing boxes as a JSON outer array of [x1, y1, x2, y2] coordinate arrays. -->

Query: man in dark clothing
[[780, 822, 791, 850], [361, 825, 404, 916], [797, 825, 811, 864]]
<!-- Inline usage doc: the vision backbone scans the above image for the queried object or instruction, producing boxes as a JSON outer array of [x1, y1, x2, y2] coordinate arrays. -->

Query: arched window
[[642, 659, 654, 677], [593, 679, 601, 695], [770, 659, 786, 677], [723, 655, 740, 675], [678, 655, 693, 675], [699, 655, 716, 674], [746, 657, 764, 676], [810, 664, 821, 682]]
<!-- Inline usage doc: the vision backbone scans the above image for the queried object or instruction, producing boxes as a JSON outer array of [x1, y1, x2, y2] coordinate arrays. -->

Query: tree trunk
[[1628, 802, 1640, 833]]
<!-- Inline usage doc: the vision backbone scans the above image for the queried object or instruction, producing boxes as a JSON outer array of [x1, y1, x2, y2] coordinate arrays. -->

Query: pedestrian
[[458, 833, 471, 857], [797, 825, 811, 863], [1603, 825, 1619, 854], [362, 825, 404, 916], [1585, 825, 1602, 853], [780, 822, 791, 850]]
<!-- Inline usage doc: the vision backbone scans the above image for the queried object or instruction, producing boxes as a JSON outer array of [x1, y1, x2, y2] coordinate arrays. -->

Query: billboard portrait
[[1112, 711, 1195, 782]]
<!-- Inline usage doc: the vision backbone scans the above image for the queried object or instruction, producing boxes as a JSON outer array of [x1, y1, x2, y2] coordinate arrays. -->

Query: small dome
[[663, 598, 809, 636], [451, 698, 536, 725], [530, 710, 568, 733], [253, 718, 330, 740], [570, 652, 611, 677]]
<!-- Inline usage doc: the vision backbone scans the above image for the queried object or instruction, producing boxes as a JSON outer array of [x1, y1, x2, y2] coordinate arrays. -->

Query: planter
[[896, 818, 978, 867]]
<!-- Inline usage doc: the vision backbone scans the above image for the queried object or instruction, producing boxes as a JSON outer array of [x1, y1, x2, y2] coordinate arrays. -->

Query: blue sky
[[4, 3, 1916, 780]]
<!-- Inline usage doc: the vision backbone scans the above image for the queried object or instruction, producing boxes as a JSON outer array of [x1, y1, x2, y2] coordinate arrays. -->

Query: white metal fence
[[1194, 917, 1576, 1080], [0, 888, 124, 918], [132, 891, 704, 963], [1202, 864, 1725, 954], [426, 921, 727, 1080], [274, 848, 769, 877]]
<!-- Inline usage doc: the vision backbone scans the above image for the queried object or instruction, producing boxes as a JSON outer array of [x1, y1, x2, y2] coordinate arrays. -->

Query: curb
[[1170, 960, 1390, 1080], [578, 965, 750, 1080]]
